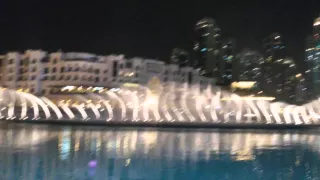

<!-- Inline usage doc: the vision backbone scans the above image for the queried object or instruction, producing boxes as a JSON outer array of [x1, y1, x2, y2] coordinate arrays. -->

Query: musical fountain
[[0, 83, 319, 129]]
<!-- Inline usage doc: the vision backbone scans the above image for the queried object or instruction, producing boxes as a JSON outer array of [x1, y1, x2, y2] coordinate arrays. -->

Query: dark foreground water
[[0, 124, 320, 180]]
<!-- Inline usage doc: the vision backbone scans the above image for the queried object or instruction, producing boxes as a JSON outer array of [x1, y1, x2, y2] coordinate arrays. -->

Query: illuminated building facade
[[305, 36, 315, 97], [236, 49, 263, 83], [219, 39, 235, 85], [232, 50, 264, 95], [305, 17, 320, 97], [193, 18, 221, 78], [263, 32, 286, 63], [0, 50, 214, 96], [313, 17, 320, 68], [262, 33, 298, 103], [295, 74, 308, 103]]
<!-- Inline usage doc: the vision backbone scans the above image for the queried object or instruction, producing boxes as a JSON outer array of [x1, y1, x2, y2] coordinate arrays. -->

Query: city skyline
[[0, 0, 320, 69]]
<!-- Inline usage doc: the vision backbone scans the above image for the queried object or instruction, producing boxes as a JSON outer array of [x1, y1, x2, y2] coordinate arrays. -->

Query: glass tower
[[193, 18, 221, 78], [220, 39, 235, 85], [312, 17, 320, 96], [236, 49, 263, 83], [304, 17, 320, 98], [262, 33, 298, 102], [305, 35, 316, 97]]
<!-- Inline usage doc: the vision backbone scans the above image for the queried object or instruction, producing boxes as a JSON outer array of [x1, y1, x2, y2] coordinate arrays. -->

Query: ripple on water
[[0, 125, 319, 179]]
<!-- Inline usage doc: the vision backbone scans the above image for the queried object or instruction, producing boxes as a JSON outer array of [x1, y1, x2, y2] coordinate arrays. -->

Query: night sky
[[1, 0, 320, 68]]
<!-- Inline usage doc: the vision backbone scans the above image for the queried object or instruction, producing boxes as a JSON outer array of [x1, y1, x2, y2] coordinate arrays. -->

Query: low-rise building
[[0, 50, 215, 96]]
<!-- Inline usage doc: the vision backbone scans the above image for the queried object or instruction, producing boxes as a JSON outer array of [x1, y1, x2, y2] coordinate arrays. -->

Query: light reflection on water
[[0, 124, 320, 179]]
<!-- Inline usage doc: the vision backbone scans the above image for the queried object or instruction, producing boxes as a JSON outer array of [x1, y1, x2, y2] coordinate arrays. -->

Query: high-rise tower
[[263, 32, 286, 63], [305, 35, 315, 97], [193, 18, 221, 78], [236, 49, 263, 82], [262, 33, 298, 102], [312, 17, 320, 96], [220, 39, 235, 85], [303, 17, 320, 98], [170, 48, 189, 67]]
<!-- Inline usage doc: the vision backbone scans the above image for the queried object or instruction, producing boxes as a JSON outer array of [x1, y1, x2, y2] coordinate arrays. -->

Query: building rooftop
[[195, 17, 215, 29], [63, 52, 99, 61]]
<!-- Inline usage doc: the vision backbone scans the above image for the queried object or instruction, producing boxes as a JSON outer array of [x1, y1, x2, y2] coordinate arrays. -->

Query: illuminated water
[[1, 124, 320, 179]]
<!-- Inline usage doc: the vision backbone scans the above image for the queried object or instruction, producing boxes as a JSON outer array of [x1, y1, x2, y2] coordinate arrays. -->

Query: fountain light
[[0, 84, 317, 126]]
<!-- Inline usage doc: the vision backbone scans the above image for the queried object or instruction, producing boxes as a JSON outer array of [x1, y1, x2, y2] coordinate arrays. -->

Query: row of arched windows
[[44, 66, 107, 74], [42, 75, 108, 83]]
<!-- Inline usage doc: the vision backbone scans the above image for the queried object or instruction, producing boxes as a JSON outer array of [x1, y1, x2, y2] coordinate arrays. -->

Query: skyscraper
[[170, 48, 189, 67], [305, 35, 315, 97], [263, 32, 286, 63], [262, 33, 286, 98], [193, 18, 221, 78], [262, 33, 298, 102], [305, 16, 320, 97], [220, 39, 235, 85], [236, 49, 263, 83]]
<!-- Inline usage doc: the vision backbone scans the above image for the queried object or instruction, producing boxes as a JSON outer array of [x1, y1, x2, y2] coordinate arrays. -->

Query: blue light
[[201, 48, 207, 52]]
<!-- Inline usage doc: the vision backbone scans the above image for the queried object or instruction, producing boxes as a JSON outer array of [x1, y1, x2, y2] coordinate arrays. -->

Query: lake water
[[0, 124, 320, 179]]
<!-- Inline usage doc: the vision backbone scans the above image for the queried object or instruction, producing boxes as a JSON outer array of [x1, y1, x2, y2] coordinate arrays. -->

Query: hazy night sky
[[0, 0, 320, 68]]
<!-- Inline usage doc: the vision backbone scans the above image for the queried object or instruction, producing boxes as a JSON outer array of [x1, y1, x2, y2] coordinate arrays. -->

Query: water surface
[[0, 124, 320, 179]]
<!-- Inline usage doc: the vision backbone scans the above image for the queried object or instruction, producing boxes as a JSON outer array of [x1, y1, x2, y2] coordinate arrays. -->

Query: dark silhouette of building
[[170, 48, 189, 67], [193, 18, 221, 78]]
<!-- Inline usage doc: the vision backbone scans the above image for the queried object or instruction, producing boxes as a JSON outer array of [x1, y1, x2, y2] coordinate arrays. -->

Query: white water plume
[[0, 85, 318, 126]]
